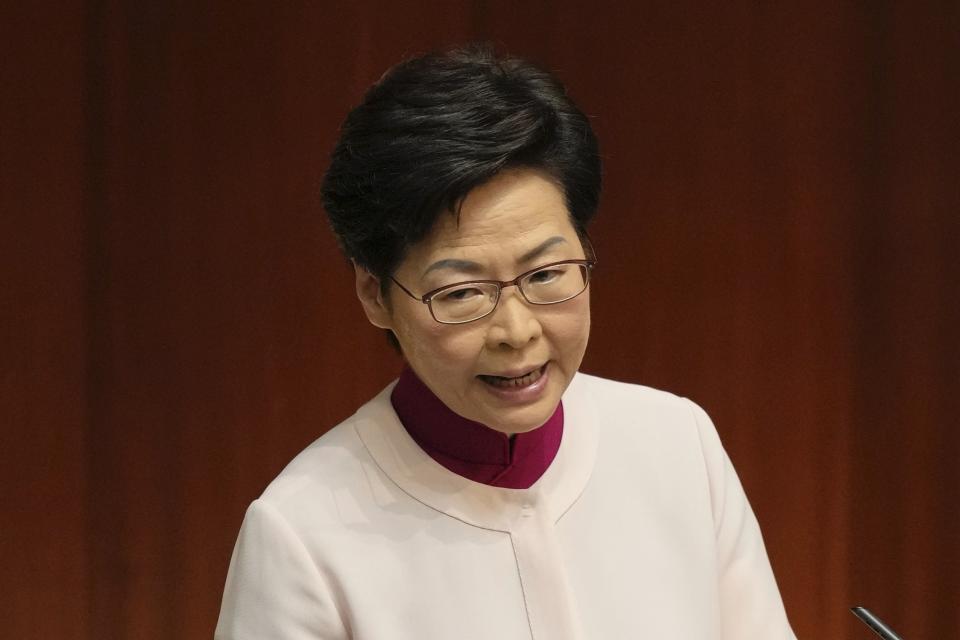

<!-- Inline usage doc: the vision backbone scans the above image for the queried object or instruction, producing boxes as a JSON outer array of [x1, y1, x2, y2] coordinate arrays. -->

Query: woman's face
[[357, 168, 591, 435]]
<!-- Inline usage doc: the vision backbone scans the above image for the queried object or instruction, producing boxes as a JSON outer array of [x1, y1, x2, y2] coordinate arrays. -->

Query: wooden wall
[[2, 2, 957, 638]]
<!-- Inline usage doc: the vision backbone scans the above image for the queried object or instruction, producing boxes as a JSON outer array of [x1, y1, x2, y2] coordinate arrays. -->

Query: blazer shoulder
[[256, 388, 398, 528], [573, 371, 699, 414], [571, 372, 721, 449]]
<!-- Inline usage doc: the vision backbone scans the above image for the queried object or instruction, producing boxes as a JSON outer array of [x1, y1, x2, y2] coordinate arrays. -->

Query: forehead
[[410, 169, 576, 264]]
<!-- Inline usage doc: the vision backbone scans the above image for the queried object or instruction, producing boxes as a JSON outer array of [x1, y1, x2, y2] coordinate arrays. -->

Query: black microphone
[[850, 606, 904, 640]]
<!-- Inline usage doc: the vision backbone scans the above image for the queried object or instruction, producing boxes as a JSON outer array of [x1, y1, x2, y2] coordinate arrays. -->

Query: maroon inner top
[[390, 367, 563, 489]]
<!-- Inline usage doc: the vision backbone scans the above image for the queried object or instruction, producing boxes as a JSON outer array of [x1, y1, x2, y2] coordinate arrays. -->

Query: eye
[[435, 285, 484, 303], [528, 268, 562, 284]]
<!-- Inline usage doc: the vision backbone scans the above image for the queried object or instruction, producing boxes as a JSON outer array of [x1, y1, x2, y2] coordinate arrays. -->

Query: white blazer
[[216, 373, 796, 639]]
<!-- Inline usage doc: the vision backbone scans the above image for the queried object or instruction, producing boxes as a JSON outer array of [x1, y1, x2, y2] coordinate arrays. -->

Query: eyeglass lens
[[430, 263, 589, 324]]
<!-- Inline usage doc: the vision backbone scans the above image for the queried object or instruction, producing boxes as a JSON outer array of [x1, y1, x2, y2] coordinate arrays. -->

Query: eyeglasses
[[390, 259, 596, 325]]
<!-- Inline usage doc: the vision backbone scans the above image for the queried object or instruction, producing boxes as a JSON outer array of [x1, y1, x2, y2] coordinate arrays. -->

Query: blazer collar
[[354, 372, 598, 532]]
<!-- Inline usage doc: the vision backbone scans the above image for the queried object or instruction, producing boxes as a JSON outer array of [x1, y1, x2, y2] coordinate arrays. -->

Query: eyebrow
[[518, 236, 568, 264], [421, 236, 569, 278], [421, 258, 483, 278]]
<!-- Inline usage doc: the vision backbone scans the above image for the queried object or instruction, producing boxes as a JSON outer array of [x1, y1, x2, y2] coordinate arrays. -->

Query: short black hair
[[321, 44, 602, 286]]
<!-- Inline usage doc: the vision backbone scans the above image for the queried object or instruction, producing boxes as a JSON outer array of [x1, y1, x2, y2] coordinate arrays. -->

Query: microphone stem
[[850, 606, 904, 640]]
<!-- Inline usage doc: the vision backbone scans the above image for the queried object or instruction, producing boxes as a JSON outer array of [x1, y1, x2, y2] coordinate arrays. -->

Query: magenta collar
[[390, 367, 563, 489]]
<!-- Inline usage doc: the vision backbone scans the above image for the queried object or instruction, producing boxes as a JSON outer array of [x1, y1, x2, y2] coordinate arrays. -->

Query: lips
[[478, 364, 547, 389]]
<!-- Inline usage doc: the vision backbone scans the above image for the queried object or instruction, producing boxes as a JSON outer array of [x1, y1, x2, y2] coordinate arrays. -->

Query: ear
[[353, 263, 393, 330]]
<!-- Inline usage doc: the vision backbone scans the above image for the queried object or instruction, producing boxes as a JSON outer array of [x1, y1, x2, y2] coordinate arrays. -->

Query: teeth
[[482, 366, 543, 389]]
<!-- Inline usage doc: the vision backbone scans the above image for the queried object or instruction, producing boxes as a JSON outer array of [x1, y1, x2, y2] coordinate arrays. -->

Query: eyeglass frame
[[389, 258, 597, 325]]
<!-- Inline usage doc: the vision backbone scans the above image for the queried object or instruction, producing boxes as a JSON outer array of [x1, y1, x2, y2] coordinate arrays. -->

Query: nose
[[485, 286, 542, 350]]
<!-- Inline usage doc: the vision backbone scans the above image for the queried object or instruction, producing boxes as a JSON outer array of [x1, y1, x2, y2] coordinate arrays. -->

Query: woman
[[216, 46, 796, 639]]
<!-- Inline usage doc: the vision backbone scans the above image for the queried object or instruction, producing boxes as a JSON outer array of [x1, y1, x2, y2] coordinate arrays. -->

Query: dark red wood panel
[[0, 3, 90, 639]]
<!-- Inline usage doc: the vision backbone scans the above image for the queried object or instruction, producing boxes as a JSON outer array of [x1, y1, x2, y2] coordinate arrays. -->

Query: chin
[[482, 401, 558, 435], [485, 379, 567, 434]]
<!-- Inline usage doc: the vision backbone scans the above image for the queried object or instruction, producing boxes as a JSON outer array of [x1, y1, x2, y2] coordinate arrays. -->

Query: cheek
[[551, 299, 591, 360], [399, 326, 440, 368], [431, 330, 485, 374], [396, 314, 482, 375], [391, 307, 436, 361]]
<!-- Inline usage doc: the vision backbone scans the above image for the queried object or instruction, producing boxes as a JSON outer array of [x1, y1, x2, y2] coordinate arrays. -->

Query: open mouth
[[478, 364, 547, 389]]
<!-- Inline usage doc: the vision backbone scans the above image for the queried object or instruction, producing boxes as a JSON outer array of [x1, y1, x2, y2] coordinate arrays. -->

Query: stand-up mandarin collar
[[390, 367, 563, 489]]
